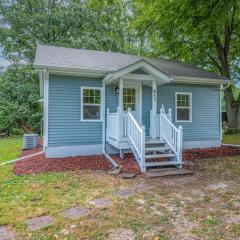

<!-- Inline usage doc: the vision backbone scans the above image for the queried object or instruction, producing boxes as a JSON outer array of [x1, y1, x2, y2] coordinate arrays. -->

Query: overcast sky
[[0, 47, 10, 68]]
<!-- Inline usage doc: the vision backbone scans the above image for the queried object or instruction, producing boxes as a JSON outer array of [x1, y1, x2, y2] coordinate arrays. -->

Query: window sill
[[81, 119, 103, 122]]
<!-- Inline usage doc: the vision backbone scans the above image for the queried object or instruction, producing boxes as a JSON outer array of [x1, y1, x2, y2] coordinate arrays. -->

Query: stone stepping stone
[[114, 189, 135, 197], [60, 206, 90, 219], [26, 215, 53, 231], [131, 183, 152, 193], [121, 173, 136, 179], [107, 228, 135, 240], [89, 198, 112, 208], [0, 227, 16, 240]]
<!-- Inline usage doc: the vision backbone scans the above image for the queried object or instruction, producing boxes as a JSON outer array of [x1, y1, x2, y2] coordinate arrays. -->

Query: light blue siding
[[48, 74, 103, 147], [48, 74, 220, 148], [158, 83, 220, 141], [142, 85, 152, 136]]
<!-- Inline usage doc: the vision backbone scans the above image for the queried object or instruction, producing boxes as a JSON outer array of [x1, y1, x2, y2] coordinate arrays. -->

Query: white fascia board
[[39, 70, 44, 98], [172, 76, 232, 85], [103, 61, 172, 84], [34, 65, 108, 78]]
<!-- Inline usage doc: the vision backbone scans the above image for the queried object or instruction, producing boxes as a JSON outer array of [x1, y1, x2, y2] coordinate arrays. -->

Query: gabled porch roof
[[103, 60, 173, 84]]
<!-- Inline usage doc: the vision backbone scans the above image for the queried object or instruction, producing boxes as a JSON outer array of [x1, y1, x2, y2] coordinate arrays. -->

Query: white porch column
[[151, 80, 157, 139], [118, 78, 124, 142], [119, 78, 123, 112]]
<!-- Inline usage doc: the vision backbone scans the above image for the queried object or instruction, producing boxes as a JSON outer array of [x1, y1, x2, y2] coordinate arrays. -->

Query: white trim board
[[175, 92, 192, 123], [103, 60, 172, 84], [80, 86, 103, 122], [183, 140, 221, 149], [43, 69, 49, 148], [172, 76, 231, 85], [45, 144, 103, 158]]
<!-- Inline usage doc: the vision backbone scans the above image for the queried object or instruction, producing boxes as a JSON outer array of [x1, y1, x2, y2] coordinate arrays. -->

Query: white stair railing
[[160, 106, 183, 164], [127, 109, 145, 172]]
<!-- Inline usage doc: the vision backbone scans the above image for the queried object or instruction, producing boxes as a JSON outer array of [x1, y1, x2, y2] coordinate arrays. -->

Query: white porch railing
[[127, 109, 145, 171], [150, 108, 172, 139], [106, 108, 128, 144], [159, 106, 183, 164], [106, 105, 183, 170]]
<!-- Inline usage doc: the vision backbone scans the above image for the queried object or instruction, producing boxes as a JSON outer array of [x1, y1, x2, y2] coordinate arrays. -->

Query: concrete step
[[144, 168, 193, 178], [147, 167, 178, 172], [145, 153, 175, 159], [145, 146, 170, 152], [145, 161, 184, 167]]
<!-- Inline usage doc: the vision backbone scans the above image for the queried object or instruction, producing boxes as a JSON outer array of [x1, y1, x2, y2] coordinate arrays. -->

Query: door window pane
[[123, 88, 136, 111]]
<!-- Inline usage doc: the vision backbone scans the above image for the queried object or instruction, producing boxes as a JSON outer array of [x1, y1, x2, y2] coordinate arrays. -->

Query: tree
[[0, 0, 134, 134], [131, 0, 240, 128], [0, 64, 42, 135]]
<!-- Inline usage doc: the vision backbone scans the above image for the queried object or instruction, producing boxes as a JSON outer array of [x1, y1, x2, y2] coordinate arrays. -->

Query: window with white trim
[[175, 92, 192, 122], [81, 87, 102, 121]]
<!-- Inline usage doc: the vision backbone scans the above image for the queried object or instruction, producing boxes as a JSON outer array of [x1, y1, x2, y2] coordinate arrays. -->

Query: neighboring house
[[34, 45, 231, 172]]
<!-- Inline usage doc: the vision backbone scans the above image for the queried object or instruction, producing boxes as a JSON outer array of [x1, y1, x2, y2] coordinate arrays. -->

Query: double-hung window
[[175, 92, 192, 122], [81, 87, 102, 121]]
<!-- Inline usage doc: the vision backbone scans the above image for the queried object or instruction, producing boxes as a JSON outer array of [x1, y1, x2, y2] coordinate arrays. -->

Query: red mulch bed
[[14, 144, 113, 175], [13, 141, 240, 176], [183, 146, 240, 161]]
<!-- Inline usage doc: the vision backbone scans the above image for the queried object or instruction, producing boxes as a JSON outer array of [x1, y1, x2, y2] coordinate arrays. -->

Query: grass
[[0, 137, 240, 239], [0, 136, 22, 163], [222, 133, 240, 145]]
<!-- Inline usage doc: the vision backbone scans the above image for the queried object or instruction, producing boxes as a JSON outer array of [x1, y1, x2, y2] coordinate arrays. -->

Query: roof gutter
[[34, 65, 232, 85], [172, 75, 232, 85], [34, 64, 109, 77]]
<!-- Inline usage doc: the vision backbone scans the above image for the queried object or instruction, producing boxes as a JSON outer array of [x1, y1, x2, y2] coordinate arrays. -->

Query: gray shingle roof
[[34, 44, 228, 80]]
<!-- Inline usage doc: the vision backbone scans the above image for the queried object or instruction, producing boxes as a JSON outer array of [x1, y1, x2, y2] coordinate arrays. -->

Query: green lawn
[[0, 136, 22, 163], [0, 137, 239, 239], [222, 134, 240, 145]]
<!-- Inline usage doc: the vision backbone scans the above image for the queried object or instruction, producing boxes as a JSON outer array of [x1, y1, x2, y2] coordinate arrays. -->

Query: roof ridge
[[37, 44, 141, 59]]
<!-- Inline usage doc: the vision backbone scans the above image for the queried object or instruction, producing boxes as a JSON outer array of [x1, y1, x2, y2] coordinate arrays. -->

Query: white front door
[[122, 83, 141, 124]]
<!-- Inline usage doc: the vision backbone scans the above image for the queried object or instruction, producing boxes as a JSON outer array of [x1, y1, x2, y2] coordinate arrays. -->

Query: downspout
[[1, 150, 44, 166]]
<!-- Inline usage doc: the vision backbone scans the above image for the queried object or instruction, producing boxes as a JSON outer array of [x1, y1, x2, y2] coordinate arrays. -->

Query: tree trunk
[[213, 33, 239, 129], [224, 87, 238, 128]]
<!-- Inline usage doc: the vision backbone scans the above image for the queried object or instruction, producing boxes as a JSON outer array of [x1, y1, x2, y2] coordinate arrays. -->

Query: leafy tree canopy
[[131, 0, 240, 127]]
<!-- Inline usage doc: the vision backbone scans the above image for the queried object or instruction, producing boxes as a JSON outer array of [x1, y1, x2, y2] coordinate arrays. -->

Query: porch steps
[[144, 168, 193, 178], [145, 161, 184, 167], [145, 153, 175, 159], [143, 139, 181, 168], [145, 146, 170, 152], [145, 138, 165, 144]]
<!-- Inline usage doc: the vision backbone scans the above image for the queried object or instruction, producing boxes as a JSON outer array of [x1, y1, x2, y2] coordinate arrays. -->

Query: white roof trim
[[172, 75, 232, 85], [34, 65, 108, 77], [103, 60, 172, 84]]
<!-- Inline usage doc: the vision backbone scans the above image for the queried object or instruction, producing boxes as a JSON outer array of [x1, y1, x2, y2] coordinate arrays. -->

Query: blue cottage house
[[34, 45, 231, 172]]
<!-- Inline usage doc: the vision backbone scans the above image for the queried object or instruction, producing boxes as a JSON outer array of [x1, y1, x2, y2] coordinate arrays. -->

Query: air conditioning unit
[[23, 134, 38, 150]]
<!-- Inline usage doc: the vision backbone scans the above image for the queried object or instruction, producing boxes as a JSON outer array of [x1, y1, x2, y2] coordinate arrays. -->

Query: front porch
[[103, 61, 184, 172]]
